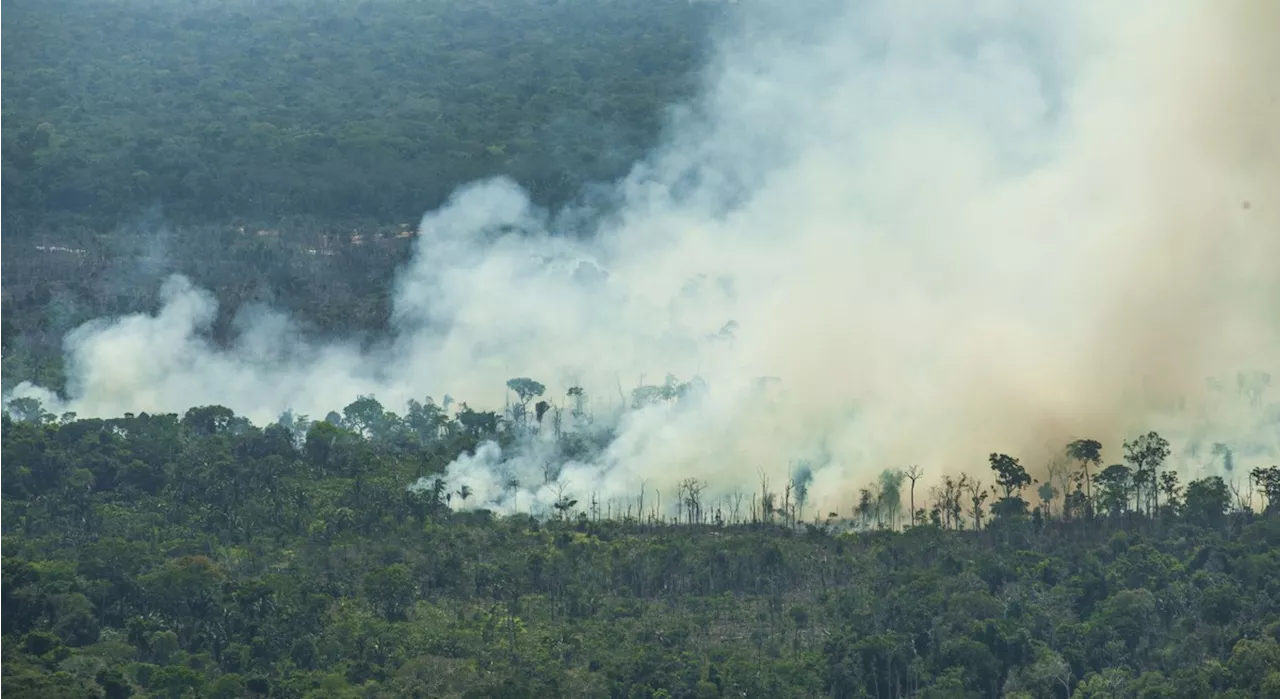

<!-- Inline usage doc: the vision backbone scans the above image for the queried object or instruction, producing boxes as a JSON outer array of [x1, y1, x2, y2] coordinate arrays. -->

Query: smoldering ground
[[8, 0, 1279, 519]]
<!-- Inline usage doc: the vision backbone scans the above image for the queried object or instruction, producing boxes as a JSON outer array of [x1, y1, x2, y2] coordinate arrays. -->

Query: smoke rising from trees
[[8, 0, 1279, 517]]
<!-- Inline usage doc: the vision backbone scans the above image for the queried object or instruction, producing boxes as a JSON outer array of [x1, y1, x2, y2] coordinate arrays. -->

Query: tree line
[[7, 375, 1279, 533], [5, 379, 1280, 697]]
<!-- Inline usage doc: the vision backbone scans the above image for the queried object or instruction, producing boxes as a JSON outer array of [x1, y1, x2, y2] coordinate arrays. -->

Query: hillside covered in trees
[[0, 0, 715, 393], [4, 390, 1280, 698]]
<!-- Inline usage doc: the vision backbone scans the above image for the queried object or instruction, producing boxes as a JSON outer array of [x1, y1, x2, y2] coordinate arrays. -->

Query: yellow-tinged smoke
[[11, 0, 1279, 517]]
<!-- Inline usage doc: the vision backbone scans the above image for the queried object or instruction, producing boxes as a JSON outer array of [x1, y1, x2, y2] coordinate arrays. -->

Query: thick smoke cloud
[[9, 0, 1279, 518]]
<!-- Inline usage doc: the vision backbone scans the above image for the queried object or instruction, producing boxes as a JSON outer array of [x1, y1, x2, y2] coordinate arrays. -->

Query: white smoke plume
[[9, 0, 1280, 518]]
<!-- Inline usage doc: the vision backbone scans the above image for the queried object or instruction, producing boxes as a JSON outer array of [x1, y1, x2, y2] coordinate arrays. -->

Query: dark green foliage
[[3, 406, 1278, 698], [2, 0, 713, 228], [1095, 464, 1134, 517], [989, 453, 1031, 521], [1184, 476, 1231, 528]]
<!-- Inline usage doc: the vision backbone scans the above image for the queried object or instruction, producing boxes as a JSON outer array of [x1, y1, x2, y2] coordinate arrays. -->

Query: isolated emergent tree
[[506, 378, 546, 407], [905, 465, 923, 526], [506, 377, 546, 428], [989, 453, 1032, 519], [1066, 438, 1103, 515], [1124, 432, 1170, 516]]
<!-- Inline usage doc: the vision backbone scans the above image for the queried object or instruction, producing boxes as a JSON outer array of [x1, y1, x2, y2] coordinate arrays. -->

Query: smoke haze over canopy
[[10, 0, 1279, 516]]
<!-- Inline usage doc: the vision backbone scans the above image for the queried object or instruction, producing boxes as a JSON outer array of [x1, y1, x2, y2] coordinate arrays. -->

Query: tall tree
[[989, 453, 1031, 520], [1159, 471, 1183, 515], [1123, 432, 1170, 516], [680, 478, 706, 525], [1094, 464, 1134, 517], [342, 395, 387, 439], [878, 469, 905, 530], [904, 465, 923, 526], [1183, 476, 1231, 528], [506, 378, 546, 428], [966, 477, 989, 530], [1066, 439, 1103, 517], [990, 453, 1031, 498], [1037, 481, 1057, 518]]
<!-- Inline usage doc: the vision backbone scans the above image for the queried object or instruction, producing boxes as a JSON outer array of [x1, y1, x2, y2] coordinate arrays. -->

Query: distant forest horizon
[[3, 0, 716, 229], [2, 0, 717, 392]]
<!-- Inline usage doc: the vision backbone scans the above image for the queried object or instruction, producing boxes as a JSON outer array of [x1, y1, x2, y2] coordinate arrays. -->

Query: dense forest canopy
[[2, 0, 714, 228], [4, 397, 1280, 697]]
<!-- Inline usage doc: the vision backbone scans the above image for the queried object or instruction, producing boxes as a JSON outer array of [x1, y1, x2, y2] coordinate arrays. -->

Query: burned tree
[[905, 465, 923, 526]]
